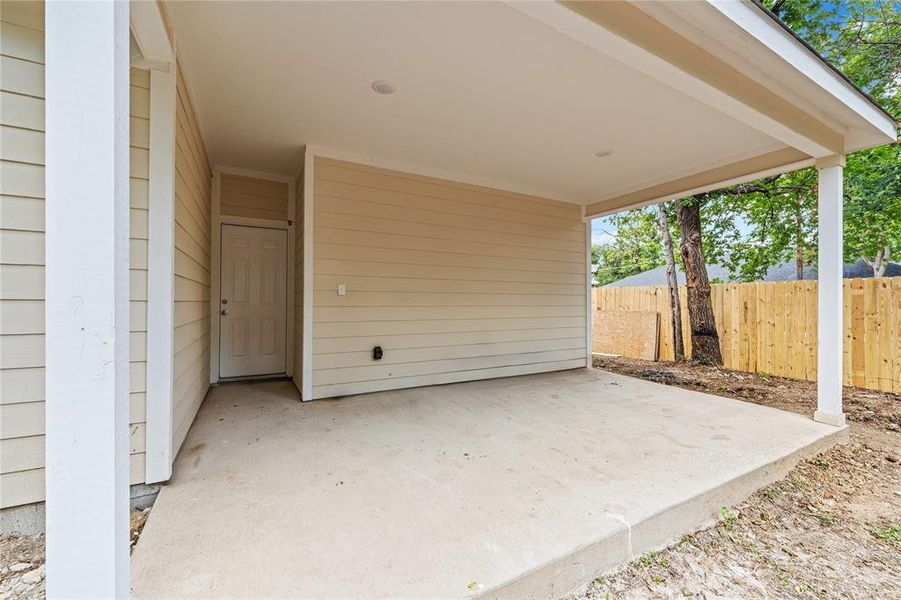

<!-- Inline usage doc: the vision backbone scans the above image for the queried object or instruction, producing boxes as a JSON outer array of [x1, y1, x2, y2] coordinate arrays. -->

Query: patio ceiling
[[163, 0, 896, 211]]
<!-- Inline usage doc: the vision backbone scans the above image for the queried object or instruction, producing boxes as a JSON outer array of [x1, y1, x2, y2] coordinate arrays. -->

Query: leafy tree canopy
[[592, 208, 662, 285], [704, 0, 901, 280], [593, 1, 899, 284]]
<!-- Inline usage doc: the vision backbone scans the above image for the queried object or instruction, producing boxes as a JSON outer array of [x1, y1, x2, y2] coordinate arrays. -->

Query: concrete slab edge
[[0, 502, 45, 536], [479, 424, 849, 600], [0, 483, 163, 536]]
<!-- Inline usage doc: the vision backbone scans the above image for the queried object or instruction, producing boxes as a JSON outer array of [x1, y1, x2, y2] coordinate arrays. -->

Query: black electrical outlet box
[[373, 346, 383, 360]]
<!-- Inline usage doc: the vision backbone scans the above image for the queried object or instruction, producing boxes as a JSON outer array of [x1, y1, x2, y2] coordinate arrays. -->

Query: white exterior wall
[[171, 65, 212, 456], [0, 3, 146, 511], [310, 157, 587, 398]]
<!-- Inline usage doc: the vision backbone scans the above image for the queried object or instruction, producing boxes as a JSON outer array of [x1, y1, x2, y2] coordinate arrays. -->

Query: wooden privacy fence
[[593, 277, 901, 394]]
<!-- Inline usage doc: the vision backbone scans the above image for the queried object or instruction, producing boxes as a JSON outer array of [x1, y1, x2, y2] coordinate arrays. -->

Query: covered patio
[[25, 0, 895, 596], [131, 370, 844, 598]]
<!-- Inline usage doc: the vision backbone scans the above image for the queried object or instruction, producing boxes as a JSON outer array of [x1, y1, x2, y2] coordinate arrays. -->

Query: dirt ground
[[0, 509, 149, 599], [567, 356, 901, 600]]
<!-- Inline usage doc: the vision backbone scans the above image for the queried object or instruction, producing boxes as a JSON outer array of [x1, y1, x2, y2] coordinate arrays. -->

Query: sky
[[589, 212, 753, 249], [590, 217, 616, 246]]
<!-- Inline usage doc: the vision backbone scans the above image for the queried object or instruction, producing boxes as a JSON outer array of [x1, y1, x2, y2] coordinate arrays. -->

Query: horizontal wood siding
[[0, 4, 147, 508], [128, 66, 150, 483], [0, 0, 47, 508], [311, 157, 586, 398], [220, 173, 287, 221], [0, 2, 46, 506], [171, 65, 212, 457]]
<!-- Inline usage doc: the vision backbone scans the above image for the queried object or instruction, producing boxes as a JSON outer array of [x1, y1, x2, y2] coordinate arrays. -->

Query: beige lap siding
[[0, 2, 147, 508], [0, 0, 46, 508], [129, 67, 151, 482], [220, 173, 288, 221], [311, 157, 587, 399], [171, 65, 212, 457], [293, 171, 304, 392]]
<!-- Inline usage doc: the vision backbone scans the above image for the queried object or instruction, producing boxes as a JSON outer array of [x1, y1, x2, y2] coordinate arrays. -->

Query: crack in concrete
[[604, 511, 633, 558]]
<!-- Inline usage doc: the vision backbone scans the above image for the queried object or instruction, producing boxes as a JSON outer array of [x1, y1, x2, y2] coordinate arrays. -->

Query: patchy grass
[[872, 523, 901, 547], [719, 507, 738, 531]]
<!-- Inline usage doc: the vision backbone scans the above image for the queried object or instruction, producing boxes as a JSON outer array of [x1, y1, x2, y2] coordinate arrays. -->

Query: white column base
[[813, 410, 847, 427]]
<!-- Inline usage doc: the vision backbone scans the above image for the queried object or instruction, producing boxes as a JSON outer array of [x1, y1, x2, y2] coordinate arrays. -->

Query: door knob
[[221, 309, 229, 316]]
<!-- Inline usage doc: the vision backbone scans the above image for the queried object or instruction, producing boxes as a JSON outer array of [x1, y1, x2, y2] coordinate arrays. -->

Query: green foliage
[[871, 523, 901, 545], [844, 143, 901, 265], [699, 171, 818, 282], [592, 208, 664, 285], [719, 506, 738, 530], [700, 0, 901, 281], [595, 1, 899, 285]]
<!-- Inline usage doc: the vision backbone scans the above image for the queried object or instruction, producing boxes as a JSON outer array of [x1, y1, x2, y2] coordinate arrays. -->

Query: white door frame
[[210, 165, 295, 383]]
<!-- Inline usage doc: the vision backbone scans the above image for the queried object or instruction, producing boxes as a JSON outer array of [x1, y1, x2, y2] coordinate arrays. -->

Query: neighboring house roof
[[603, 258, 901, 287]]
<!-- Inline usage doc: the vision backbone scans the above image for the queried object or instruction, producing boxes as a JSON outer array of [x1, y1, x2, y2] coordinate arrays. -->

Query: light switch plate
[[337, 284, 346, 296]]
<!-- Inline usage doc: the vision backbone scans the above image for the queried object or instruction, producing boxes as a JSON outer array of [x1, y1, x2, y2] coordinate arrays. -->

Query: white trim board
[[586, 141, 786, 208], [130, 0, 172, 66], [584, 218, 593, 368], [583, 156, 815, 220], [287, 175, 297, 380], [215, 164, 295, 184], [708, 0, 896, 143], [145, 64, 177, 484], [210, 166, 296, 385], [303, 145, 585, 206], [507, 1, 839, 159], [291, 161, 304, 396], [209, 168, 222, 384], [301, 148, 314, 401], [44, 1, 131, 594]]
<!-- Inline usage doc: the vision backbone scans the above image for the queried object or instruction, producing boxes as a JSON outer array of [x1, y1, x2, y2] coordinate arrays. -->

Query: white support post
[[814, 155, 846, 427], [584, 215, 593, 368], [302, 149, 315, 400], [145, 65, 178, 483], [45, 1, 131, 596], [210, 169, 222, 384]]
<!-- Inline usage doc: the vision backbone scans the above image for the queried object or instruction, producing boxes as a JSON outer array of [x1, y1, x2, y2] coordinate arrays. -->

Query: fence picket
[[593, 277, 900, 393]]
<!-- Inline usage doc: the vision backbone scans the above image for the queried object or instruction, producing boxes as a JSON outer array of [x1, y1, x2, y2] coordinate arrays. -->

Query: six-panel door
[[219, 224, 287, 378]]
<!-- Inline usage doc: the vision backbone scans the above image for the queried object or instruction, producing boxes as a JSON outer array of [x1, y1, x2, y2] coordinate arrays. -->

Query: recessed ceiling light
[[594, 149, 614, 158], [371, 80, 396, 95]]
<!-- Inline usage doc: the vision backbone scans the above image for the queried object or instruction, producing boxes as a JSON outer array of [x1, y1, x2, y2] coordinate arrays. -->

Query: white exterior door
[[219, 224, 287, 378]]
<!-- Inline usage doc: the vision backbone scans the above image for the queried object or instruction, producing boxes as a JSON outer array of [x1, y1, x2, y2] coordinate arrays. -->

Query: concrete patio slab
[[131, 369, 846, 599]]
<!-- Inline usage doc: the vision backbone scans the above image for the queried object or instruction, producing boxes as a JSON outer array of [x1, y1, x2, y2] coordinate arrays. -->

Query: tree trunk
[[656, 203, 685, 361], [864, 245, 891, 277], [676, 198, 723, 366]]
